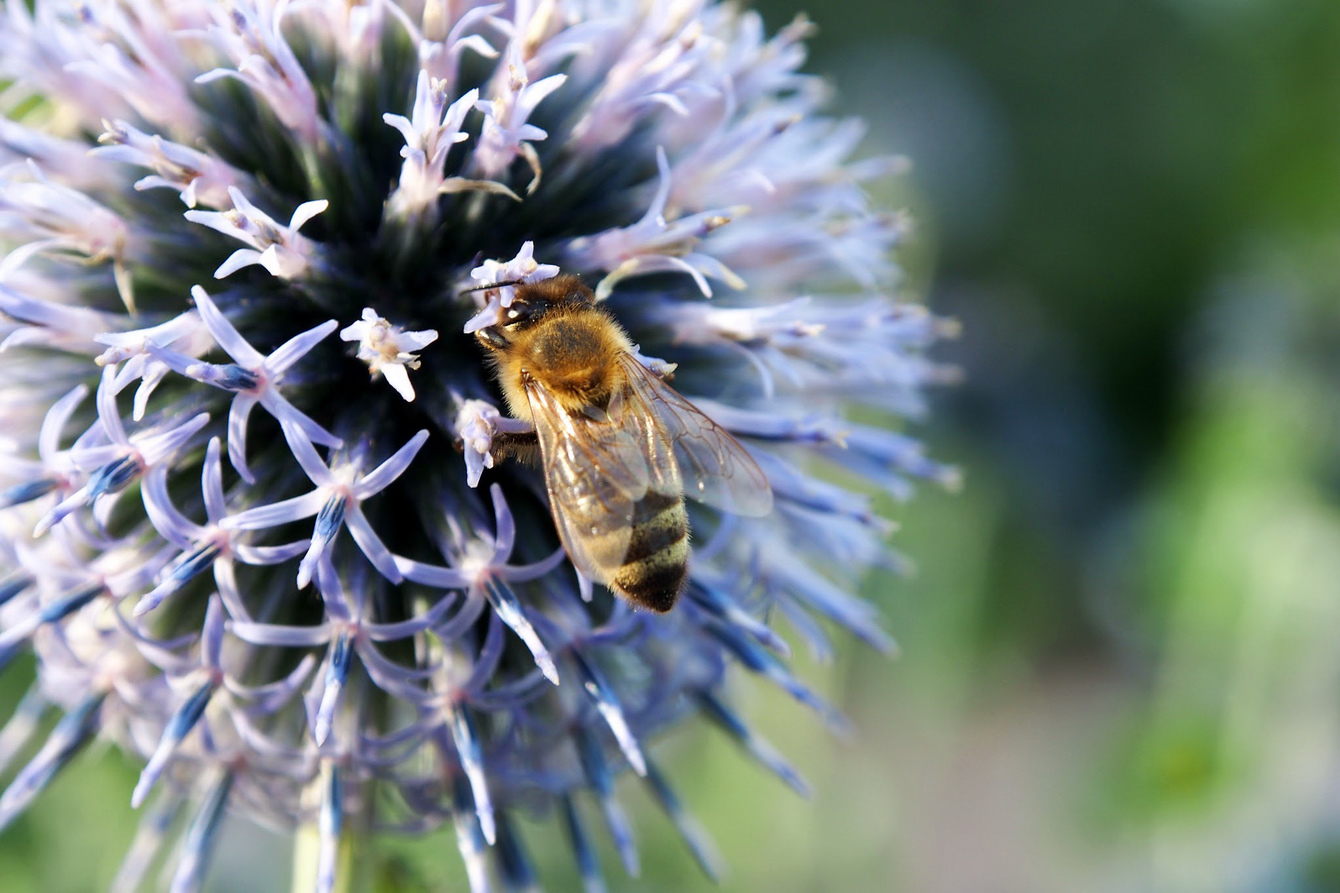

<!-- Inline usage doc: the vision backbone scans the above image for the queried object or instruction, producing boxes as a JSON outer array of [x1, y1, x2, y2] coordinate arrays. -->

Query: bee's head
[[471, 275, 594, 350]]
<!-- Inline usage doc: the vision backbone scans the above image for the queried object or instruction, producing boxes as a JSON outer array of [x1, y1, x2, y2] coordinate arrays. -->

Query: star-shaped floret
[[383, 72, 483, 217], [462, 241, 559, 333], [135, 438, 311, 618], [148, 286, 341, 484], [339, 309, 438, 403], [183, 187, 328, 280], [222, 422, 430, 589], [228, 558, 457, 748], [470, 42, 567, 190], [129, 595, 317, 807], [94, 119, 243, 210], [94, 310, 213, 421], [396, 484, 566, 684], [0, 384, 88, 512], [37, 367, 209, 535], [563, 147, 744, 299]]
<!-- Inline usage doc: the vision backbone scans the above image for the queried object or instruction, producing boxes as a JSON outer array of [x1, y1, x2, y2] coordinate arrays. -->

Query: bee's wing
[[524, 376, 677, 585], [618, 354, 774, 517]]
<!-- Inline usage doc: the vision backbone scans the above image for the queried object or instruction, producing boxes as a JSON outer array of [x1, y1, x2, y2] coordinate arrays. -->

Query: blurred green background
[[8, 0, 1340, 890]]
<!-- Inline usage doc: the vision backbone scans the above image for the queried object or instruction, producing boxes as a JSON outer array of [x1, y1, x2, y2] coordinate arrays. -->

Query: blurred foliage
[[8, 0, 1340, 890]]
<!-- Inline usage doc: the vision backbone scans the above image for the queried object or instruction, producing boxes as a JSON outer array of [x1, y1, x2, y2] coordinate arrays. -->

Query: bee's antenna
[[458, 279, 523, 299]]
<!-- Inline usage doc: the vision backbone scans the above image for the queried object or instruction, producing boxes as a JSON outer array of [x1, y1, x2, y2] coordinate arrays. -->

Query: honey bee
[[474, 274, 773, 612]]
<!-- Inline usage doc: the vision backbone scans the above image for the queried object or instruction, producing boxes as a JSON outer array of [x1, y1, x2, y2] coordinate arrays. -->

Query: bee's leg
[[489, 429, 540, 464], [451, 428, 539, 464]]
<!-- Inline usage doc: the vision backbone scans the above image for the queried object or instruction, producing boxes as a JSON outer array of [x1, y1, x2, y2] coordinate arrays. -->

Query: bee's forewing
[[618, 355, 774, 517], [525, 377, 659, 584]]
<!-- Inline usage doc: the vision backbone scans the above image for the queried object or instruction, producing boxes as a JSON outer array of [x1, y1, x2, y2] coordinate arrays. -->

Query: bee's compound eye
[[505, 300, 541, 327]]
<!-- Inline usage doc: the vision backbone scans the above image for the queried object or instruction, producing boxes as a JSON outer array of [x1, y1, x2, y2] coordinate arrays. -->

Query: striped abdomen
[[610, 490, 689, 613]]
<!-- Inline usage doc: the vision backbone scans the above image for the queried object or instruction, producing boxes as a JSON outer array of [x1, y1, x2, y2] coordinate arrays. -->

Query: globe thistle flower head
[[0, 1, 956, 890]]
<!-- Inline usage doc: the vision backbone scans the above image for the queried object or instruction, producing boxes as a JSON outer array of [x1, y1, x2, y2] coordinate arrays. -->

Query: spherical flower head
[[0, 1, 957, 890]]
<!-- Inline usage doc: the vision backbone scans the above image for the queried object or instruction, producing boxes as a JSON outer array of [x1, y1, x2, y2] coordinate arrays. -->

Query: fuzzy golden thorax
[[476, 276, 635, 419]]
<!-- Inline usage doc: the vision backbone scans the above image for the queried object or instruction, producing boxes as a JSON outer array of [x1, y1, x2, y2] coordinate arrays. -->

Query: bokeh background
[[7, 1, 1340, 890]]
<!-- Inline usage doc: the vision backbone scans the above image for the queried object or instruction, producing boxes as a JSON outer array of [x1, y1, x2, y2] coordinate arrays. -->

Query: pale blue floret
[[450, 772, 491, 893], [0, 687, 47, 782], [314, 630, 352, 747], [136, 438, 310, 617], [112, 794, 185, 893], [694, 688, 811, 797], [0, 692, 104, 834], [184, 189, 330, 280], [0, 282, 115, 350], [222, 421, 429, 588], [686, 577, 793, 658], [0, 478, 59, 509], [705, 614, 851, 735], [37, 367, 210, 534], [134, 678, 215, 807], [226, 558, 457, 743], [131, 594, 318, 807], [95, 312, 211, 420], [0, 573, 30, 608], [560, 794, 603, 891], [316, 762, 344, 893], [0, 581, 101, 674], [170, 773, 232, 893], [396, 483, 566, 683], [573, 724, 640, 876], [177, 285, 341, 482], [0, 382, 88, 509], [568, 647, 648, 777], [446, 702, 496, 845], [562, 146, 745, 301], [469, 41, 567, 185]]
